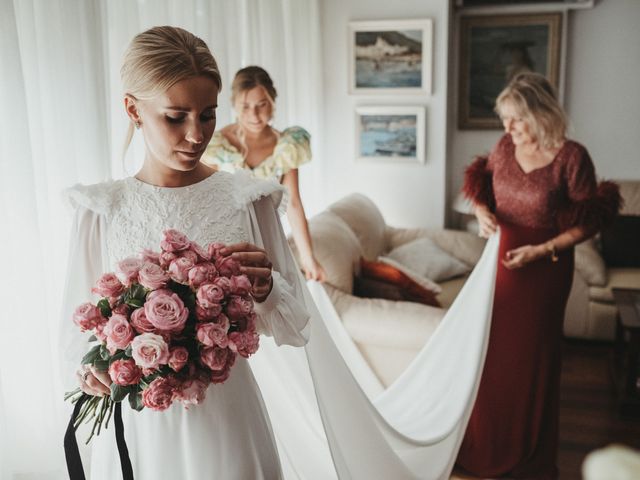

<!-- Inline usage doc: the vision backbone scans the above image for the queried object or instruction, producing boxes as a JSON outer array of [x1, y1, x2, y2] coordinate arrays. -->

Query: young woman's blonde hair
[[120, 26, 222, 156], [230, 66, 279, 159], [495, 72, 567, 149]]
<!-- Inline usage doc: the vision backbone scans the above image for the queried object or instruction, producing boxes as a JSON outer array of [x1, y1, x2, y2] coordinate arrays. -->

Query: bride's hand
[[221, 242, 273, 302], [77, 366, 111, 396]]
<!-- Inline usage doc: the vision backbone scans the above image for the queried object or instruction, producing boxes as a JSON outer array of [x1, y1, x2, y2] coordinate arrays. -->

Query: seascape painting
[[349, 20, 433, 94], [356, 107, 426, 163], [355, 30, 422, 88]]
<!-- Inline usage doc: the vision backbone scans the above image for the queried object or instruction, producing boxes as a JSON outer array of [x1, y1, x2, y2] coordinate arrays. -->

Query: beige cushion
[[618, 180, 640, 216], [424, 229, 487, 267], [327, 193, 387, 260], [437, 276, 469, 309], [588, 268, 640, 303], [296, 211, 362, 293], [575, 238, 607, 287], [380, 237, 470, 283]]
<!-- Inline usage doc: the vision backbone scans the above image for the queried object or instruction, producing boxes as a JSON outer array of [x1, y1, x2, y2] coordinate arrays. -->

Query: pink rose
[[141, 249, 161, 265], [94, 322, 107, 342], [130, 307, 155, 333], [159, 251, 178, 269], [144, 291, 188, 333], [190, 242, 211, 262], [103, 313, 135, 353], [92, 273, 125, 298], [226, 296, 254, 320], [112, 304, 131, 316], [200, 346, 230, 371], [215, 256, 240, 278], [72, 303, 105, 332], [228, 330, 260, 358], [131, 332, 170, 369], [188, 263, 218, 289], [138, 262, 170, 290], [142, 376, 176, 411], [168, 257, 195, 284], [108, 358, 142, 386], [230, 275, 252, 296], [160, 229, 190, 253], [179, 249, 199, 265], [196, 317, 230, 348], [195, 304, 223, 322], [115, 257, 144, 286], [210, 352, 236, 384], [175, 378, 208, 406], [168, 346, 189, 372], [196, 283, 225, 309], [207, 242, 226, 261]]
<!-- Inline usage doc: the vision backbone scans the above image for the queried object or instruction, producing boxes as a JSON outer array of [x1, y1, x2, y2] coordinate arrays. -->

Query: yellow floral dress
[[202, 126, 311, 180]]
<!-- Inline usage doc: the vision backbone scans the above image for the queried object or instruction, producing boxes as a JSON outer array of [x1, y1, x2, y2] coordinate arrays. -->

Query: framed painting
[[349, 19, 433, 95], [355, 106, 426, 164], [458, 12, 562, 129]]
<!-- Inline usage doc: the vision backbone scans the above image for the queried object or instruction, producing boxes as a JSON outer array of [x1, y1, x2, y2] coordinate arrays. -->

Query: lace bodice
[[66, 171, 283, 266]]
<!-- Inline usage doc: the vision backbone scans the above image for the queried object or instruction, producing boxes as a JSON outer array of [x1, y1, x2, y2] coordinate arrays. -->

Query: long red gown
[[456, 134, 620, 479]]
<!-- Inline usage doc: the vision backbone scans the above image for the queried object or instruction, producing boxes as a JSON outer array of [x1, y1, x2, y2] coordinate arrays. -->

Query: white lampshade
[[453, 192, 474, 215]]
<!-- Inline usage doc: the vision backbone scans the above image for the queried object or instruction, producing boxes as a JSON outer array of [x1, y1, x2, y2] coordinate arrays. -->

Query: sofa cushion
[[588, 268, 640, 303], [601, 215, 640, 267], [327, 193, 387, 260], [574, 238, 607, 286], [437, 275, 469, 309], [380, 237, 471, 283], [303, 211, 362, 293], [356, 258, 441, 307]]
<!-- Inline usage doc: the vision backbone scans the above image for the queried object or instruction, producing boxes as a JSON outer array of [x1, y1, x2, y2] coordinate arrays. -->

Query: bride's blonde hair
[[120, 26, 222, 156]]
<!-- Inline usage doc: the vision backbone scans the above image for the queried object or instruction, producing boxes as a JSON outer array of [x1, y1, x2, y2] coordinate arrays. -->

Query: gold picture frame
[[458, 12, 562, 129]]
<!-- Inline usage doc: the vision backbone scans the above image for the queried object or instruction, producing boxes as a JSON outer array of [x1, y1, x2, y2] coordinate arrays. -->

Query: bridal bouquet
[[65, 229, 260, 442]]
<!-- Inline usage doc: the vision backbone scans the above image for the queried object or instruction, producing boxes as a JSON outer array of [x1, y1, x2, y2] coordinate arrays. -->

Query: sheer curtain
[[0, 1, 322, 478]]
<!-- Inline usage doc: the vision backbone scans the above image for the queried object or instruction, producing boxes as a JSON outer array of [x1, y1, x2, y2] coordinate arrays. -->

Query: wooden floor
[[558, 339, 640, 479], [452, 339, 640, 480]]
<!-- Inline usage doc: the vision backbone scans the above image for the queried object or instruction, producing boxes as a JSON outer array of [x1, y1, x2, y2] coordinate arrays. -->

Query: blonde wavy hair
[[230, 66, 279, 159], [495, 72, 567, 149], [120, 26, 222, 156]]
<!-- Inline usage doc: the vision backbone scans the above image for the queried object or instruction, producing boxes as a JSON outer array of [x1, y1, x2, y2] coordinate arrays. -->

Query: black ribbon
[[64, 395, 134, 480]]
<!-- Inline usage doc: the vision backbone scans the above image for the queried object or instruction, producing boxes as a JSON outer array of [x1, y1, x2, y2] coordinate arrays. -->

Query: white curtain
[[0, 1, 322, 478]]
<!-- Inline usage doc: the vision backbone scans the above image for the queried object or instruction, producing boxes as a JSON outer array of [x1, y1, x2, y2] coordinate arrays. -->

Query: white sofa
[[289, 193, 485, 386]]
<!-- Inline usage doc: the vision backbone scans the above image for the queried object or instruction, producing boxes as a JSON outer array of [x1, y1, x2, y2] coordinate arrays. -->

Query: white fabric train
[[250, 227, 499, 480]]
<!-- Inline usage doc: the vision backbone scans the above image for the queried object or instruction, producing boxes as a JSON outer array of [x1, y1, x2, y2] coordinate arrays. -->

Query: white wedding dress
[[60, 171, 311, 480], [61, 169, 500, 480]]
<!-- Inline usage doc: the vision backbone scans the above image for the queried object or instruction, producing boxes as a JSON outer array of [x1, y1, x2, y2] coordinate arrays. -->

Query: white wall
[[319, 0, 451, 229], [447, 0, 640, 227]]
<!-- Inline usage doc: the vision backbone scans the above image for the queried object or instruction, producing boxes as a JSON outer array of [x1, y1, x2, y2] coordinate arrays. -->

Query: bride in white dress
[[60, 26, 310, 479]]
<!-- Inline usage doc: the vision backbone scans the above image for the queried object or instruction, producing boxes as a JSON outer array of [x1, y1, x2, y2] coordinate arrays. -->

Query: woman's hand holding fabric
[[475, 205, 498, 238], [302, 256, 327, 282]]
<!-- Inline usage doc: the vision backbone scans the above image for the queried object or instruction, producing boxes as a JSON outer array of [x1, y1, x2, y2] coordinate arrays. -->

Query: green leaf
[[126, 298, 144, 308], [87, 335, 97, 342], [109, 351, 127, 364], [81, 345, 101, 365], [97, 298, 112, 317], [93, 359, 109, 372], [110, 384, 130, 403], [99, 344, 110, 360], [128, 391, 144, 411]]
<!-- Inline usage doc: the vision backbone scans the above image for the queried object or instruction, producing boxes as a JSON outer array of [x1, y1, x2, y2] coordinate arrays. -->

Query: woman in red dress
[[456, 73, 620, 479]]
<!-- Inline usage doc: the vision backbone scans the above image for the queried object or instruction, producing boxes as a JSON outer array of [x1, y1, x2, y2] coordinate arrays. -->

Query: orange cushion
[[357, 258, 441, 307]]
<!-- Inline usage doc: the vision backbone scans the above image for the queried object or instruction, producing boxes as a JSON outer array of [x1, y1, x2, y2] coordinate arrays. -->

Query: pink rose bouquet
[[65, 229, 260, 442]]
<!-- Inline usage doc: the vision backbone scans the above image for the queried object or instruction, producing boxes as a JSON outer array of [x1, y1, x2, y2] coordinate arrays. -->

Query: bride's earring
[[134, 120, 141, 129]]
